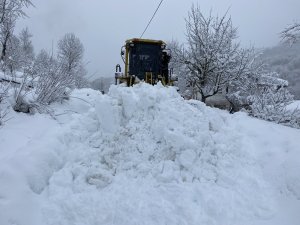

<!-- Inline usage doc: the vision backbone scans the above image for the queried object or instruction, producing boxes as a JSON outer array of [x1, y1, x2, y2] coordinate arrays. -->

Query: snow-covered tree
[[0, 28, 34, 74], [5, 34, 21, 72], [281, 22, 300, 44], [58, 33, 83, 72], [57, 33, 87, 88], [168, 40, 192, 98], [32, 49, 72, 105], [229, 65, 300, 128], [173, 5, 252, 103], [18, 27, 34, 68], [0, 29, 32, 74], [0, 0, 33, 64], [0, 13, 15, 64], [31, 49, 52, 79], [73, 63, 89, 88], [249, 84, 300, 128], [0, 0, 33, 23], [222, 49, 265, 112]]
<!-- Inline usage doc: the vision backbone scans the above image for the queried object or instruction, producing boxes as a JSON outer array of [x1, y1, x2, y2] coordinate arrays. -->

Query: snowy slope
[[0, 83, 299, 225]]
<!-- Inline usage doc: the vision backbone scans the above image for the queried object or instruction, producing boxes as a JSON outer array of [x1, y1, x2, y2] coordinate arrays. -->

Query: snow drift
[[0, 83, 299, 225]]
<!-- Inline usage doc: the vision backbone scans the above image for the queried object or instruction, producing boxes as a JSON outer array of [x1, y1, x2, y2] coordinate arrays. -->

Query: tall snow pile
[[0, 83, 299, 225]]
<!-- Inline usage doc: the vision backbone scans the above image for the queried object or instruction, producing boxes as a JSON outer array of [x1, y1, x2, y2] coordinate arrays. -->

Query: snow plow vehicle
[[115, 38, 177, 86]]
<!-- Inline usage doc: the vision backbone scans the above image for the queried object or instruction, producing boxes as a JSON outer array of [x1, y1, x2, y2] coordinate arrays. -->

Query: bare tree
[[173, 6, 251, 103], [281, 22, 300, 44], [57, 33, 86, 88]]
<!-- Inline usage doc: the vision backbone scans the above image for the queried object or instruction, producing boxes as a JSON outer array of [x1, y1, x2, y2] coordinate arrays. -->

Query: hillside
[[261, 43, 300, 99], [0, 84, 300, 225]]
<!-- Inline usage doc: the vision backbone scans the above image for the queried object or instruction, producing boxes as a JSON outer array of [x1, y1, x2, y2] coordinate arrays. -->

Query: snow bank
[[42, 84, 275, 225], [1, 83, 300, 225], [0, 112, 64, 225]]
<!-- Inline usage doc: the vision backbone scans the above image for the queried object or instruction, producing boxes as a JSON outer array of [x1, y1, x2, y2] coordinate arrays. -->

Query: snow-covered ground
[[0, 83, 299, 225]]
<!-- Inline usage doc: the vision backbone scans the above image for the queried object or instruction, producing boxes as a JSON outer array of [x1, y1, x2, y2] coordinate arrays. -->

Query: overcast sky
[[16, 0, 300, 79]]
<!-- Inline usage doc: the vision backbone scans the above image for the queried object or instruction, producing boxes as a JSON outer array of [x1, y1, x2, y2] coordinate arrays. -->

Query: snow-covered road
[[0, 83, 299, 225]]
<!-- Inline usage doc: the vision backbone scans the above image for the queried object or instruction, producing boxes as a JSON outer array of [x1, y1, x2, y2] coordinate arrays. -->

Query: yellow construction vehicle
[[115, 38, 177, 86]]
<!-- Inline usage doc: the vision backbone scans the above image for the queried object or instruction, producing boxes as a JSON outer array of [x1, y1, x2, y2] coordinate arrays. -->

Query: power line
[[140, 0, 164, 38]]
